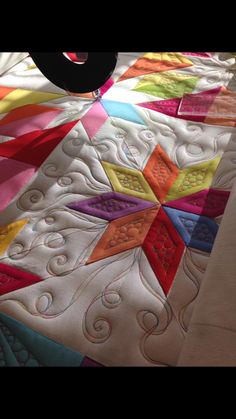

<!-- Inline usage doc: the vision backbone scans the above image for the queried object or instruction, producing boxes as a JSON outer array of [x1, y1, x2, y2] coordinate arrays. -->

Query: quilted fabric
[[0, 52, 236, 366]]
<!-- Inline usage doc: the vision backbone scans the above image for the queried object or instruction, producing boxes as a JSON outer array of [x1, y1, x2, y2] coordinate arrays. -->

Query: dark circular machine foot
[[30, 52, 118, 94]]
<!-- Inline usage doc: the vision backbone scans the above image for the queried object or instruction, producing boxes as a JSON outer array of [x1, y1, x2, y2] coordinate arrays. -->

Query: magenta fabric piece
[[81, 357, 103, 367], [138, 98, 205, 122], [182, 52, 211, 57], [164, 188, 230, 217], [67, 191, 156, 221], [0, 156, 36, 211], [178, 91, 221, 116], [138, 87, 222, 122], [81, 100, 108, 139], [0, 109, 61, 137], [0, 262, 43, 296], [100, 78, 114, 96]]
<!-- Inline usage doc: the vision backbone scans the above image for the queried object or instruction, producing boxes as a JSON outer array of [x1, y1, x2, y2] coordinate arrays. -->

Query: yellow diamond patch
[[144, 52, 193, 67], [165, 157, 221, 202], [0, 219, 29, 255], [102, 161, 158, 202], [0, 89, 64, 115]]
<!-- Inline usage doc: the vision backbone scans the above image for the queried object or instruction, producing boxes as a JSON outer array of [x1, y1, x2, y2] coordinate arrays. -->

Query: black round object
[[75, 52, 88, 61], [30, 52, 118, 93]]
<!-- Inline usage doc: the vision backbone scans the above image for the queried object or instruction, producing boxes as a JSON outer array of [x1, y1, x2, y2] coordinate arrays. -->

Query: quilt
[[0, 52, 236, 367]]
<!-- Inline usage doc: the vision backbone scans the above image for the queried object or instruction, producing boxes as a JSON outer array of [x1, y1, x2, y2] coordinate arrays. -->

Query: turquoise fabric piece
[[0, 313, 84, 367], [0, 328, 19, 366], [101, 99, 145, 125]]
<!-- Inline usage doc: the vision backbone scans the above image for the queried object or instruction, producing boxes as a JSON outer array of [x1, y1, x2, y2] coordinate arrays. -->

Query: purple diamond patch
[[67, 191, 157, 220]]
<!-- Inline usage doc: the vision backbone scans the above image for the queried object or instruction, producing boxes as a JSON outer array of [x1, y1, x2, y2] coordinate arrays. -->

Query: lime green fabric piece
[[165, 157, 221, 202], [133, 71, 199, 99], [102, 161, 158, 202]]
